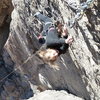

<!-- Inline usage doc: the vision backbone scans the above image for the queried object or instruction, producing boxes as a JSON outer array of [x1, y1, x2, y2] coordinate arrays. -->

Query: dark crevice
[[0, 15, 11, 54]]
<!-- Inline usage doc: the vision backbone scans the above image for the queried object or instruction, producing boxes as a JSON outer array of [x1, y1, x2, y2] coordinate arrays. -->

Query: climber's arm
[[46, 38, 66, 47]]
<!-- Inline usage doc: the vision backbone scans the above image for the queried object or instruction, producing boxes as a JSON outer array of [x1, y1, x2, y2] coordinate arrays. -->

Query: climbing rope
[[0, 68, 18, 83], [0, 55, 34, 83], [42, 0, 95, 28], [68, 0, 95, 28]]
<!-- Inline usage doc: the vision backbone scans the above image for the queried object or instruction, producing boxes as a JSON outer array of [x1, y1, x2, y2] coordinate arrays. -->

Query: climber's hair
[[36, 49, 60, 70], [37, 48, 57, 63]]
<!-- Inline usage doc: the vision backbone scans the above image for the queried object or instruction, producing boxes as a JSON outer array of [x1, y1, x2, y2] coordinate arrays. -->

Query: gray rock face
[[1, 0, 100, 100], [30, 90, 84, 100], [0, 49, 33, 99]]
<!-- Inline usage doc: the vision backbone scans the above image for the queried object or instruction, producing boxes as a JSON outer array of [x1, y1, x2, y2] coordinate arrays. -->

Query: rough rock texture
[[30, 90, 84, 100], [0, 0, 99, 100]]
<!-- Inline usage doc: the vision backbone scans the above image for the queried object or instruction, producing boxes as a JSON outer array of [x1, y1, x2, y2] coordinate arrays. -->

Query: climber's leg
[[34, 12, 52, 23], [34, 12, 53, 44], [34, 12, 52, 36]]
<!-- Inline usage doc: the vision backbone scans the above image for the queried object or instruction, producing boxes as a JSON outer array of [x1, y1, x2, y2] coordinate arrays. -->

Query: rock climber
[[34, 12, 73, 62]]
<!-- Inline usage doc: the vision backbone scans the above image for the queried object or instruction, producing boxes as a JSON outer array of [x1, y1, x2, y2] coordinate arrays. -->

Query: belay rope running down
[[0, 0, 95, 83]]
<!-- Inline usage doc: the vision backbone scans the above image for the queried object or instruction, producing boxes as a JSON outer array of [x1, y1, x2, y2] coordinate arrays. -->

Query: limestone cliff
[[0, 0, 100, 100]]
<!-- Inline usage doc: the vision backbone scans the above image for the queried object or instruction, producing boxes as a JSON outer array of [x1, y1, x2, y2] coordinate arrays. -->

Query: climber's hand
[[65, 36, 74, 44]]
